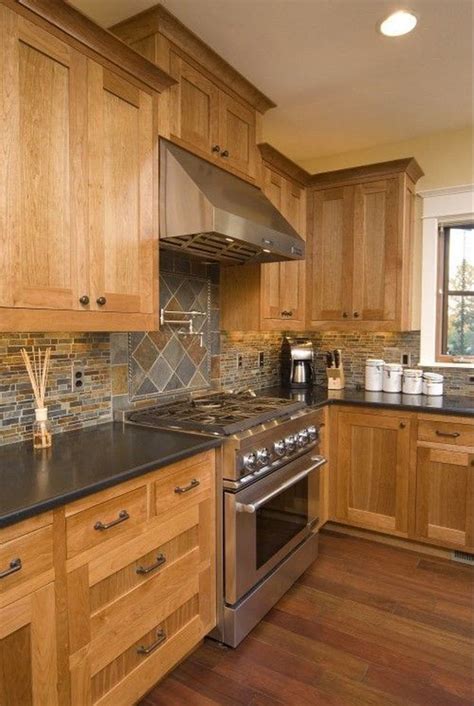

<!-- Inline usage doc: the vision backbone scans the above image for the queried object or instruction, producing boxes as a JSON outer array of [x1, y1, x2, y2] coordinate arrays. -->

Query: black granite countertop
[[0, 422, 221, 528], [259, 385, 474, 416]]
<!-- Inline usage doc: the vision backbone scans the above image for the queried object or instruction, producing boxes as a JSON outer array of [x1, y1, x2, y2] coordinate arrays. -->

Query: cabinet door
[[309, 187, 354, 323], [261, 169, 306, 328], [218, 92, 257, 180], [415, 446, 473, 550], [352, 179, 399, 322], [0, 9, 86, 311], [168, 52, 219, 159], [0, 583, 58, 706], [88, 62, 155, 314], [336, 411, 411, 535]]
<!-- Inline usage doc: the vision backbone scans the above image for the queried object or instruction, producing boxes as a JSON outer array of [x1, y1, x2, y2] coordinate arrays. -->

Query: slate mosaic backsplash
[[1, 256, 472, 446], [0, 333, 111, 446]]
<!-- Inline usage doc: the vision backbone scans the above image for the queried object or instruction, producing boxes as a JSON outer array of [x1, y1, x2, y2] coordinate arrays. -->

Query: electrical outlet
[[236, 354, 243, 370], [71, 363, 85, 391], [400, 352, 412, 366], [258, 351, 264, 368]]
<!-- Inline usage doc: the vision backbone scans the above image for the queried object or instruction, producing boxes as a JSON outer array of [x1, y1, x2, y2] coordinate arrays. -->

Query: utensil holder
[[327, 366, 345, 390]]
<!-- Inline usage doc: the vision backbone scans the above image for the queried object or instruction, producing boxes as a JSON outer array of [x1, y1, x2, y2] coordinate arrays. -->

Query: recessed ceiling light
[[379, 10, 418, 37]]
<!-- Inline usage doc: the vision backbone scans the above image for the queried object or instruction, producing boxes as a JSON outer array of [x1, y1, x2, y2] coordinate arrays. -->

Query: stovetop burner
[[127, 391, 305, 435]]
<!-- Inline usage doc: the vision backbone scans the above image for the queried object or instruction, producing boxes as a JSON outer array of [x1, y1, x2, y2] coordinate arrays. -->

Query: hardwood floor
[[140, 530, 474, 706]]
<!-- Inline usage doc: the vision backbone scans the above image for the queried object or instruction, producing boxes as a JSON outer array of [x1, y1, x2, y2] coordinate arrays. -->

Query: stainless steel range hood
[[159, 139, 305, 265]]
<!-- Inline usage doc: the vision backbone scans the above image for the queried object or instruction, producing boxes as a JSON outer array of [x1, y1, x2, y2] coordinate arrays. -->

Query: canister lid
[[384, 363, 403, 371], [366, 358, 385, 366], [423, 372, 444, 382], [403, 368, 423, 378]]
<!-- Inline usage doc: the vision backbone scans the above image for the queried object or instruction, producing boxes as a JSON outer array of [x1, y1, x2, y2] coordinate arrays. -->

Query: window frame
[[436, 223, 474, 363]]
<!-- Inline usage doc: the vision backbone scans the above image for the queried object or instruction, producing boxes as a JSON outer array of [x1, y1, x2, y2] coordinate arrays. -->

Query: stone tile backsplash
[[1, 260, 472, 445]]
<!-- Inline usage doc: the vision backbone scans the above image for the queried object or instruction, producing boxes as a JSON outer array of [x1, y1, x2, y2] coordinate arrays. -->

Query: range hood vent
[[159, 139, 305, 265]]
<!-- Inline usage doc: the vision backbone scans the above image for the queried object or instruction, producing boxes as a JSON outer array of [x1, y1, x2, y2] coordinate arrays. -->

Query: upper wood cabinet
[[111, 4, 274, 184], [0, 1, 173, 332], [220, 144, 309, 331], [307, 159, 423, 331], [334, 408, 412, 536]]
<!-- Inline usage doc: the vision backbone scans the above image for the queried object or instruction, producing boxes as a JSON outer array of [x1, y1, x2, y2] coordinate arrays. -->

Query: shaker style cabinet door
[[0, 8, 86, 311], [335, 411, 411, 535], [87, 61, 155, 314], [218, 92, 257, 180], [415, 446, 473, 550], [0, 583, 59, 706], [352, 178, 399, 323], [309, 187, 354, 324], [168, 52, 220, 159]]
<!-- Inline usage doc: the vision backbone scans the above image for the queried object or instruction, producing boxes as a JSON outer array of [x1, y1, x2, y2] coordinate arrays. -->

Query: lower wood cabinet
[[334, 408, 412, 536]]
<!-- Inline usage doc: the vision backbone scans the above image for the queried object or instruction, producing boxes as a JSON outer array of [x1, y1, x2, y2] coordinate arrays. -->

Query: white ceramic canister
[[402, 368, 423, 395], [383, 363, 403, 393], [423, 372, 444, 396], [365, 359, 385, 391]]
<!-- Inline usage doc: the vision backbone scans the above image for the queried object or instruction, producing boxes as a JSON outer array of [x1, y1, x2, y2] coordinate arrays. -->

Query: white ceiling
[[71, 0, 474, 165]]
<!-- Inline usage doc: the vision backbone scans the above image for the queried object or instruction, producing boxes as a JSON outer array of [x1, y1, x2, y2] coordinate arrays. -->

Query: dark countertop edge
[[314, 396, 474, 416], [0, 435, 221, 529]]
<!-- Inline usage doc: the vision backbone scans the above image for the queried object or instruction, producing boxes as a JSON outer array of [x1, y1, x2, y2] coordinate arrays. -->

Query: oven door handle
[[235, 455, 327, 513]]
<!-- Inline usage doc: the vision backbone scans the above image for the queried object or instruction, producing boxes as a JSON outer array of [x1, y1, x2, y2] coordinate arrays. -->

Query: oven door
[[224, 451, 326, 605]]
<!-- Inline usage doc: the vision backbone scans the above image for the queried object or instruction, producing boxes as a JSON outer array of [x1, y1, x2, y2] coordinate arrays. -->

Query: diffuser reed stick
[[21, 347, 52, 448]]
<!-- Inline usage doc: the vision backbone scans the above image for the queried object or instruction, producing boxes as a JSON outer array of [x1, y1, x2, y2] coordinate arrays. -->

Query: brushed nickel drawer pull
[[137, 628, 166, 655], [435, 430, 460, 438], [0, 558, 22, 579], [174, 478, 200, 494], [94, 509, 129, 531], [136, 553, 166, 575]]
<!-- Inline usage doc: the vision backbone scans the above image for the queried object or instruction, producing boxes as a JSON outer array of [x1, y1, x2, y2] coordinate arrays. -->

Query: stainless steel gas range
[[127, 390, 326, 647]]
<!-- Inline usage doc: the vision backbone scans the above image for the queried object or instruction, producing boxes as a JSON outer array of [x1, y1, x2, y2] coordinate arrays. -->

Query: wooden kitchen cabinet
[[334, 408, 412, 536], [307, 159, 423, 331], [111, 4, 274, 184], [66, 451, 216, 706], [0, 0, 173, 332], [414, 414, 474, 551], [220, 144, 309, 331]]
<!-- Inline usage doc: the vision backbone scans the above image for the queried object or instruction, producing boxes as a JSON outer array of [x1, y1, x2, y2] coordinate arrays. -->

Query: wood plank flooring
[[140, 530, 474, 706]]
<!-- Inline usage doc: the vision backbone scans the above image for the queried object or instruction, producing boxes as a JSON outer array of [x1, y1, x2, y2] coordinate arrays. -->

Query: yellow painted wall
[[300, 127, 474, 191]]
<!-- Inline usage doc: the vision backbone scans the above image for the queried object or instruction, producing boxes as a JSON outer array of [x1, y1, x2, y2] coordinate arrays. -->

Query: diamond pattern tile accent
[[135, 377, 158, 397], [175, 353, 195, 387], [132, 335, 158, 372], [148, 356, 173, 389], [162, 335, 185, 369]]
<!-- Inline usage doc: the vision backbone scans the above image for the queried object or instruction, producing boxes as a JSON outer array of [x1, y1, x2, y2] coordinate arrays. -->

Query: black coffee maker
[[282, 337, 315, 388]]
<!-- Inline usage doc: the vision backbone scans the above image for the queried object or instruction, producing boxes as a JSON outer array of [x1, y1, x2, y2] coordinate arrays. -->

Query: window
[[437, 223, 474, 362]]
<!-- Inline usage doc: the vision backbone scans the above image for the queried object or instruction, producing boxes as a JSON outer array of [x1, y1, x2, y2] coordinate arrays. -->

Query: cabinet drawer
[[66, 486, 148, 559], [0, 524, 53, 597], [154, 456, 212, 515], [418, 419, 474, 448]]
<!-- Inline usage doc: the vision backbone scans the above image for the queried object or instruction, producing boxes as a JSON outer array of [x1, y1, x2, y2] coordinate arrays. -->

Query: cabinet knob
[[96, 296, 107, 306], [211, 144, 221, 153], [281, 310, 293, 317], [221, 149, 229, 158], [353, 311, 360, 318], [79, 295, 90, 306], [399, 422, 406, 429], [342, 312, 348, 318]]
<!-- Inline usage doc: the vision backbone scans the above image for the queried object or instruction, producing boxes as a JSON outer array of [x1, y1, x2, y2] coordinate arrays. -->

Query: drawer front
[[66, 486, 148, 559], [0, 525, 53, 596], [418, 419, 474, 447], [154, 457, 212, 516]]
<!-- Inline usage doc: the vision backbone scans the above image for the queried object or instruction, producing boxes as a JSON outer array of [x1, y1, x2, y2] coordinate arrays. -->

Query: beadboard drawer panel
[[66, 486, 148, 559], [154, 456, 213, 516], [89, 548, 200, 676], [0, 525, 53, 601], [418, 419, 474, 448]]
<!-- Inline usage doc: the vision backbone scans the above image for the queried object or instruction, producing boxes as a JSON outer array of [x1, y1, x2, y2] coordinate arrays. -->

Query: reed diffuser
[[21, 347, 52, 449]]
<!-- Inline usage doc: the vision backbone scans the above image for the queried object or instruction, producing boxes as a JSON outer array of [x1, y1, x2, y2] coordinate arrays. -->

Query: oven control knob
[[285, 435, 296, 452], [243, 452, 257, 472], [256, 447, 271, 466], [307, 425, 318, 441], [297, 430, 309, 447], [273, 439, 286, 457]]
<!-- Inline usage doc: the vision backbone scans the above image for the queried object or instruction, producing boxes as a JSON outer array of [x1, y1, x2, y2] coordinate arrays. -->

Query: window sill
[[418, 361, 474, 370]]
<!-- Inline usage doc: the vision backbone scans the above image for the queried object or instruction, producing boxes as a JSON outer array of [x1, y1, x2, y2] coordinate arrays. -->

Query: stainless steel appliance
[[159, 139, 305, 264], [282, 337, 315, 388], [127, 390, 326, 648]]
